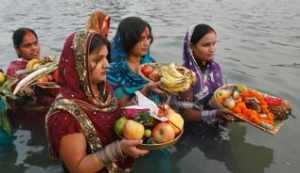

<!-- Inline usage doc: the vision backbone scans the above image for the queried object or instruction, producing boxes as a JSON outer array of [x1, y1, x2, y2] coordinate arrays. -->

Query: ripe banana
[[159, 63, 196, 93], [26, 59, 40, 70]]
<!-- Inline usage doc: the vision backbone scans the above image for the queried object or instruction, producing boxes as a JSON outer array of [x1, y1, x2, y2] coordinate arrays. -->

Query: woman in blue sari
[[107, 17, 162, 107], [107, 17, 172, 173]]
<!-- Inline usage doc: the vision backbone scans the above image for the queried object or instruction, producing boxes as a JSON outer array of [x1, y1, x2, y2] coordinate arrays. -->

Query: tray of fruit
[[210, 83, 292, 134], [139, 63, 196, 94], [114, 105, 184, 150], [13, 58, 59, 95]]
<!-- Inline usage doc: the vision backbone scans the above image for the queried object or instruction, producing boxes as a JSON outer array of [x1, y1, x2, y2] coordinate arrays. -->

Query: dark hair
[[190, 24, 216, 45], [89, 34, 111, 62], [12, 27, 38, 48], [117, 17, 153, 54]]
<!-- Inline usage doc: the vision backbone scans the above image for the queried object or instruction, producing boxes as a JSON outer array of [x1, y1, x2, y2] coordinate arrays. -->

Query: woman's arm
[[59, 133, 104, 173], [59, 133, 149, 173]]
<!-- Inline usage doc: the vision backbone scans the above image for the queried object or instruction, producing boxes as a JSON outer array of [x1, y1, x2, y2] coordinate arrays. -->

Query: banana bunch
[[26, 59, 41, 70], [160, 63, 196, 93]]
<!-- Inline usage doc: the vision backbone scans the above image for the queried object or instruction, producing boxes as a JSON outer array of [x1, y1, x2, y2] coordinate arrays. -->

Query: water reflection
[[172, 123, 274, 173]]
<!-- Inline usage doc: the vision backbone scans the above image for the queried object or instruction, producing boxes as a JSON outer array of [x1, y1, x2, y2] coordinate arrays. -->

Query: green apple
[[114, 116, 127, 137]]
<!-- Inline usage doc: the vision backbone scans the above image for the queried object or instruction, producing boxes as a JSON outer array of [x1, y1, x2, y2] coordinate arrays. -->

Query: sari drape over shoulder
[[46, 32, 133, 173], [183, 25, 224, 104], [107, 30, 161, 103], [6, 58, 28, 77]]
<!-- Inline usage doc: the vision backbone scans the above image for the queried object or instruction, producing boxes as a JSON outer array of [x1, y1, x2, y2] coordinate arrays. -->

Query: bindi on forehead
[[141, 27, 150, 37]]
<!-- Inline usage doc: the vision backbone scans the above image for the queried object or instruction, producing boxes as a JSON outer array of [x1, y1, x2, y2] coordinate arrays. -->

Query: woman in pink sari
[[6, 28, 58, 130], [46, 32, 148, 173], [7, 27, 40, 77]]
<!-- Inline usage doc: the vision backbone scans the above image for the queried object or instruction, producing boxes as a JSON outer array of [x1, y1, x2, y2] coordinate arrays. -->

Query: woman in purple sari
[[172, 24, 233, 125]]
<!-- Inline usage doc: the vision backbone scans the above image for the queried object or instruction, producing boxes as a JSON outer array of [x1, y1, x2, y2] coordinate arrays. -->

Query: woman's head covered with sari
[[86, 10, 110, 38], [183, 24, 223, 100], [58, 31, 117, 111], [111, 16, 154, 63]]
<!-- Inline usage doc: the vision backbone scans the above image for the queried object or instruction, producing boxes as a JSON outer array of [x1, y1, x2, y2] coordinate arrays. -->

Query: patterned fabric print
[[72, 32, 118, 111], [46, 98, 103, 157], [73, 31, 93, 99], [46, 98, 131, 173], [108, 62, 149, 97], [182, 25, 224, 104]]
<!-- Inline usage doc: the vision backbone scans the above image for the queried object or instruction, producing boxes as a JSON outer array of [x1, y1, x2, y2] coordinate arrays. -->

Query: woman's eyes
[[202, 42, 216, 47], [139, 36, 150, 42]]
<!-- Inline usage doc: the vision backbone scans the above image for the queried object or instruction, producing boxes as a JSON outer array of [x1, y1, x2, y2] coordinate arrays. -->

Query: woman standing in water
[[108, 17, 172, 173], [46, 32, 148, 173], [7, 28, 58, 131], [107, 17, 163, 107], [7, 27, 40, 77], [172, 24, 233, 124]]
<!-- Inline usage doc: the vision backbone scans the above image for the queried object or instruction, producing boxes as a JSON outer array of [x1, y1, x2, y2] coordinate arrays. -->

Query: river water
[[0, 0, 300, 173]]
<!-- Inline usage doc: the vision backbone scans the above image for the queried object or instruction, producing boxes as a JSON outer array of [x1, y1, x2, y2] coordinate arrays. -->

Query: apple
[[166, 111, 184, 135], [215, 89, 231, 103], [114, 116, 128, 137], [141, 64, 154, 77], [152, 122, 175, 143], [148, 69, 161, 82], [123, 120, 145, 140]]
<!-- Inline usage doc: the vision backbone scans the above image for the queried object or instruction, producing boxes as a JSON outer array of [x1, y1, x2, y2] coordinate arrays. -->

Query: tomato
[[141, 64, 154, 77]]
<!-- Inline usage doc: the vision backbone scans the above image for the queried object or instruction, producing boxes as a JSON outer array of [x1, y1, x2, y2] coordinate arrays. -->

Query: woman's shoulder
[[108, 61, 132, 76], [210, 60, 222, 69], [47, 110, 81, 131]]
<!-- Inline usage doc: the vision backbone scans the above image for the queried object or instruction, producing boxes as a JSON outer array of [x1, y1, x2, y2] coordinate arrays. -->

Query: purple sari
[[183, 25, 224, 104]]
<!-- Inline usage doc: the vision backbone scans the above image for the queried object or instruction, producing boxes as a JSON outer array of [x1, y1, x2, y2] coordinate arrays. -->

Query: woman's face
[[131, 27, 151, 57], [100, 16, 110, 38], [88, 45, 109, 84], [16, 32, 40, 60], [191, 31, 217, 62]]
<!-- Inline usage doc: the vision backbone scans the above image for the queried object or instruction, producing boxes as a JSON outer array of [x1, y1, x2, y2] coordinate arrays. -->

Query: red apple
[[148, 69, 161, 82], [141, 64, 154, 77], [152, 122, 175, 143]]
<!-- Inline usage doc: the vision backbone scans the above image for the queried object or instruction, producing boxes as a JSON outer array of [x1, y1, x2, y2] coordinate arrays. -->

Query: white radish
[[13, 63, 57, 95]]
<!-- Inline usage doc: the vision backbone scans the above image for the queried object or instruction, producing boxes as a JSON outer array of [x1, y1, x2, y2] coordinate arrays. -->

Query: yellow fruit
[[0, 72, 6, 85], [26, 59, 40, 70], [37, 75, 49, 83], [31, 63, 41, 70], [123, 120, 144, 140], [152, 122, 175, 143], [166, 109, 184, 135]]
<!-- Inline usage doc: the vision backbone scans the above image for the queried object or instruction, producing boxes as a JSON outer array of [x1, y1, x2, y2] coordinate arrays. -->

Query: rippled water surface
[[1, 0, 300, 173]]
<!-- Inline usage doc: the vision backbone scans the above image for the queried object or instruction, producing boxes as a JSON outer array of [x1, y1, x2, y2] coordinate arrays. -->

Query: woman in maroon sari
[[46, 32, 148, 173]]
